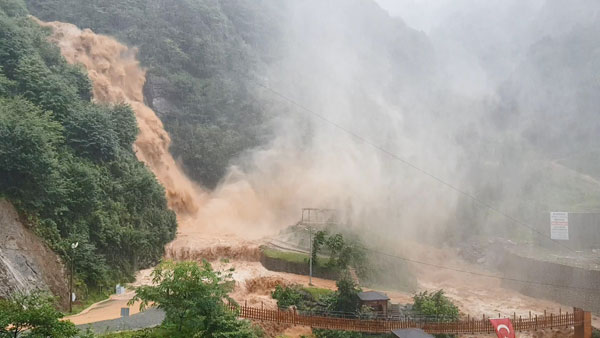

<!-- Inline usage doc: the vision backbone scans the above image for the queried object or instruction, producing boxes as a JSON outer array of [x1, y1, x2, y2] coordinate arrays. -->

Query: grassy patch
[[304, 286, 333, 300], [262, 246, 310, 263], [99, 327, 167, 338], [67, 288, 111, 315], [261, 246, 331, 268]]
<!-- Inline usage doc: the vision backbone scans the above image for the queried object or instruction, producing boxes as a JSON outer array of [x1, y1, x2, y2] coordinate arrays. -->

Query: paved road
[[76, 308, 165, 334]]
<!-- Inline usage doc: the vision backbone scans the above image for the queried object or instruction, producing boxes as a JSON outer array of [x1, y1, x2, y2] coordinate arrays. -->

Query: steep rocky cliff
[[0, 199, 68, 308]]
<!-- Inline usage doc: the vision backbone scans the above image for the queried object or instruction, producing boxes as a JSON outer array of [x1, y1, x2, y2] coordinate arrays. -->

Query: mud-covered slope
[[0, 199, 68, 308]]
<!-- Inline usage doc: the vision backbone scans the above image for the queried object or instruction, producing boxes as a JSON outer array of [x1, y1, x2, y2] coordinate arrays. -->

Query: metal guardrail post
[[574, 308, 592, 338], [233, 303, 589, 335]]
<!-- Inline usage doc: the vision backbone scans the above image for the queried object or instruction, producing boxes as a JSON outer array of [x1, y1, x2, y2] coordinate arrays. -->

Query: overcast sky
[[373, 0, 456, 33], [374, 0, 545, 34]]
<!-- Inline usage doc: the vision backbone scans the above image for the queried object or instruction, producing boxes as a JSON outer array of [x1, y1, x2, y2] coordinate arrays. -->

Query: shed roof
[[391, 328, 434, 338], [357, 291, 390, 301]]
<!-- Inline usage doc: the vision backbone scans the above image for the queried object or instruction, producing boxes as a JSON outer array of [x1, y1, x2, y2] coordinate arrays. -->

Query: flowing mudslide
[[36, 19, 201, 217], [36, 18, 259, 258], [36, 18, 590, 335]]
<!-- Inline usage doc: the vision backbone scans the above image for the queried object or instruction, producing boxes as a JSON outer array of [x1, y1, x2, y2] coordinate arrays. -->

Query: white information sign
[[550, 212, 569, 240]]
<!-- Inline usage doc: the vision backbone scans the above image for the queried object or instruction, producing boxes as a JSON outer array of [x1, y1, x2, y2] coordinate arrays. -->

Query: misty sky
[[374, 0, 545, 33], [374, 0, 451, 32]]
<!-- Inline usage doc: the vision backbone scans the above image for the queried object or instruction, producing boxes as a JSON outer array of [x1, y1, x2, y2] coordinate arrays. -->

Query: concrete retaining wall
[[497, 249, 600, 313], [259, 253, 340, 280]]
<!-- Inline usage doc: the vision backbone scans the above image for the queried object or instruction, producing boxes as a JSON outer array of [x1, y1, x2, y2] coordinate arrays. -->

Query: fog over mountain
[[371, 0, 600, 242], [25, 0, 600, 249]]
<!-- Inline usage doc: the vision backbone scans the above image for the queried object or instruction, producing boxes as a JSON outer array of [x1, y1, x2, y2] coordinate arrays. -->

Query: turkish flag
[[489, 318, 516, 338]]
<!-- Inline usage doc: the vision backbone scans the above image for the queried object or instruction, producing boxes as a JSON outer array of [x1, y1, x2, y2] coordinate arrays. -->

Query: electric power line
[[248, 76, 577, 253]]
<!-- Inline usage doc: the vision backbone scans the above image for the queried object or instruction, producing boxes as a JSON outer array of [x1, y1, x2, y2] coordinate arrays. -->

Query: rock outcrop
[[0, 199, 68, 308]]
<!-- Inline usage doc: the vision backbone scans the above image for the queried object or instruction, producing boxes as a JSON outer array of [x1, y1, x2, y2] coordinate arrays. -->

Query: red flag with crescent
[[489, 318, 515, 338]]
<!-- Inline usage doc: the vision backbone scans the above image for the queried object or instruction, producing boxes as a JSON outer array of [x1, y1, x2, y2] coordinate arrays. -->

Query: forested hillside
[[0, 0, 176, 290], [26, 0, 275, 189]]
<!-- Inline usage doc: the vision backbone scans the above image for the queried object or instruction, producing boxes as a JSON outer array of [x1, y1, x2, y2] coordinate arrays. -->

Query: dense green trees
[[131, 261, 262, 338], [0, 0, 176, 294], [0, 97, 62, 198], [0, 291, 79, 338], [311, 231, 368, 276]]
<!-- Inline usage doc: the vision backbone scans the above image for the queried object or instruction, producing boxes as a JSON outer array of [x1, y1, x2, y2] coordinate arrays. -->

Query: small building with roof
[[358, 291, 390, 315]]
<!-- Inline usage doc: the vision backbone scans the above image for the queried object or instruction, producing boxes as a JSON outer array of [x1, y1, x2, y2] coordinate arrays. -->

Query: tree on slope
[[323, 271, 362, 314], [412, 290, 459, 321]]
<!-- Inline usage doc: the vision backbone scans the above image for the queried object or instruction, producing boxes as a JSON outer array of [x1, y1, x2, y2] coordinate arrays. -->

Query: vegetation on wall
[[0, 0, 176, 291]]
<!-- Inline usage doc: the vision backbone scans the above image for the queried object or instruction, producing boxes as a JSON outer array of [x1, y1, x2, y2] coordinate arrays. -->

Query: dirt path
[[64, 268, 155, 325], [65, 291, 142, 325]]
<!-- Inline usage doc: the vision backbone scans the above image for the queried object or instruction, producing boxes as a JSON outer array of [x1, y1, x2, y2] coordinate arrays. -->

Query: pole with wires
[[308, 225, 313, 286], [69, 242, 78, 313], [69, 257, 73, 313]]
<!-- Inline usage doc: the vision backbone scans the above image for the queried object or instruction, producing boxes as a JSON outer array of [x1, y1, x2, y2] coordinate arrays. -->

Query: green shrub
[[312, 329, 362, 338], [326, 271, 362, 314], [130, 261, 262, 338], [271, 284, 304, 309], [412, 290, 459, 322]]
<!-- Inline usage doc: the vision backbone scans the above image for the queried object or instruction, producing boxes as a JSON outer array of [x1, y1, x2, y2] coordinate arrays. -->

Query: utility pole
[[69, 242, 78, 313], [308, 225, 313, 286]]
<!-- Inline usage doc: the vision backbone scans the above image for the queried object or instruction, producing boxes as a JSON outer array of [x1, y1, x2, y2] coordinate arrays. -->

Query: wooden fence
[[227, 304, 587, 334]]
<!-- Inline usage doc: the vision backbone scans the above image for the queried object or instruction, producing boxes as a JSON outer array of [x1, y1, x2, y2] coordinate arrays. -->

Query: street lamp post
[[69, 242, 78, 313]]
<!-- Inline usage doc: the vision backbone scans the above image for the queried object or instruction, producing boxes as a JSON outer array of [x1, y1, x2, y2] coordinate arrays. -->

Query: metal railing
[[227, 304, 587, 334]]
